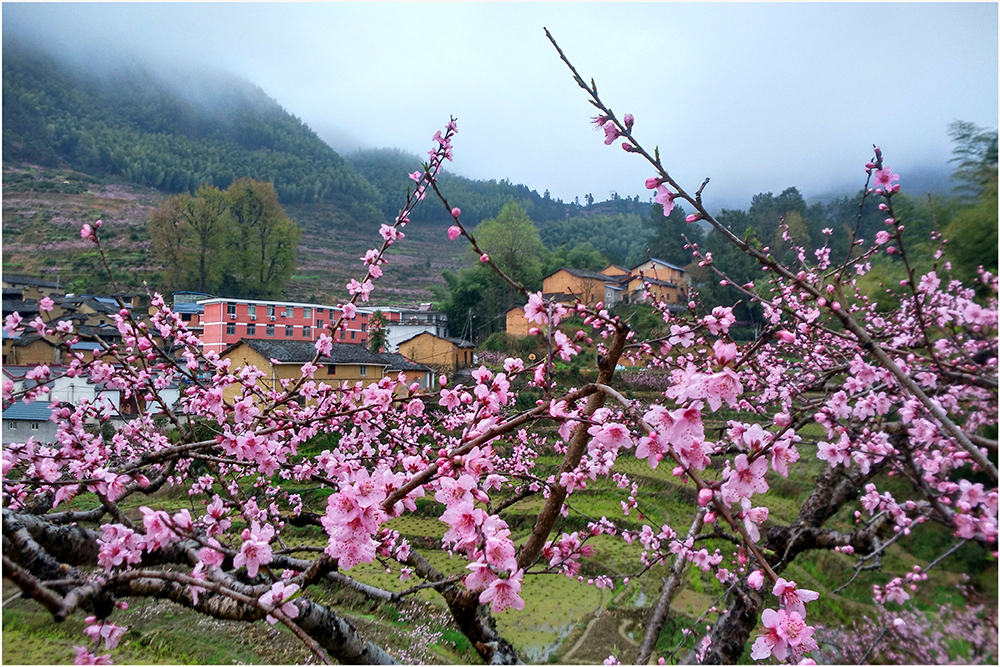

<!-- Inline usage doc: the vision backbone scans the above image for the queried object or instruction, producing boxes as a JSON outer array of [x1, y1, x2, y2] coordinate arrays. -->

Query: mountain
[[2, 41, 383, 224]]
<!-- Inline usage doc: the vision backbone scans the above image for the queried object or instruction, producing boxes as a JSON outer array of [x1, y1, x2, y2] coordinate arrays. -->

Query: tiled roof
[[3, 299, 41, 315], [3, 275, 60, 288], [379, 352, 432, 373], [233, 339, 389, 365], [633, 258, 686, 273], [396, 332, 474, 348], [2, 401, 56, 421], [554, 267, 612, 281]]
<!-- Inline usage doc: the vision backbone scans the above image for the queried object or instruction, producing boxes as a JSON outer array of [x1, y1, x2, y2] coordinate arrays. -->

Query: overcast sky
[[4, 2, 997, 209]]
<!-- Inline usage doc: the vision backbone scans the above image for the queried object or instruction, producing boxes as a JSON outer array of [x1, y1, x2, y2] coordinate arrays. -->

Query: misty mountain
[[2, 41, 383, 224], [346, 147, 655, 228]]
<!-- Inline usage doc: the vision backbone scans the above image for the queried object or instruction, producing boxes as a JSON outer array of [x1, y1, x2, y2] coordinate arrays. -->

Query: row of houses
[[507, 258, 689, 335], [3, 258, 686, 442]]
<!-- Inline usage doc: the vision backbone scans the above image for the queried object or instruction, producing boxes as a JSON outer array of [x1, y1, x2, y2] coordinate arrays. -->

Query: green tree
[[645, 202, 704, 268], [184, 184, 229, 292], [224, 178, 300, 298], [147, 178, 299, 297], [944, 121, 998, 286], [367, 311, 387, 352], [471, 201, 545, 290], [147, 194, 192, 292]]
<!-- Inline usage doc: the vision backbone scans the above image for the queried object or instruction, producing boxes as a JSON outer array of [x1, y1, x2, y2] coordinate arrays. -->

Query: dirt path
[[618, 619, 639, 646], [562, 609, 603, 662]]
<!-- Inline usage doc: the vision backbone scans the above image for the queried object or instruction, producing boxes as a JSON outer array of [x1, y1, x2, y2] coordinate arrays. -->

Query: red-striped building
[[197, 298, 374, 355]]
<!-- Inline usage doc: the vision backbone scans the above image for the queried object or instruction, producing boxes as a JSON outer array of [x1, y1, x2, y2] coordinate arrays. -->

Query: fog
[[4, 3, 997, 210]]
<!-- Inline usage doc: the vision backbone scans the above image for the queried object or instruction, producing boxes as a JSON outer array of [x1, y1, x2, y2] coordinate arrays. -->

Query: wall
[[542, 270, 605, 305]]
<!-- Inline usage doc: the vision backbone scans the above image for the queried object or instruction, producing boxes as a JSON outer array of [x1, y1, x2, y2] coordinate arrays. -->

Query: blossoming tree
[[3, 32, 996, 665]]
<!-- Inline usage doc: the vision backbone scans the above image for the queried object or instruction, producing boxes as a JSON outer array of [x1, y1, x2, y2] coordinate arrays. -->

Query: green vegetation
[[2, 41, 382, 223], [147, 179, 298, 297]]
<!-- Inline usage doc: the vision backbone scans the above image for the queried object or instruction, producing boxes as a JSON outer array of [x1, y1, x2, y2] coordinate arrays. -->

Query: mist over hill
[[2, 40, 383, 224]]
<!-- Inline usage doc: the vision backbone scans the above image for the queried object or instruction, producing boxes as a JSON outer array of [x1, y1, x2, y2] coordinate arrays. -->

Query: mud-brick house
[[542, 267, 625, 307], [2, 332, 62, 365], [397, 332, 475, 373], [505, 307, 532, 337], [380, 352, 435, 395], [1, 275, 63, 301], [626, 258, 688, 306], [219, 338, 391, 403]]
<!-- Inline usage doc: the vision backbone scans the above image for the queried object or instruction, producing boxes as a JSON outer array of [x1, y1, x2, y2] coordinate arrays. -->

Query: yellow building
[[542, 268, 613, 307], [220, 338, 389, 403], [505, 307, 532, 337], [397, 332, 474, 373], [627, 259, 688, 305], [2, 334, 61, 365]]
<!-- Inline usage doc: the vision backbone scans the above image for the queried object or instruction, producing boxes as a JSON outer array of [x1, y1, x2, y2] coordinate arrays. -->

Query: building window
[[318, 308, 324, 314], [361, 324, 367, 332], [247, 323, 256, 336], [327, 365, 336, 375], [358, 366, 368, 377], [285, 325, 294, 337], [267, 305, 275, 318], [285, 306, 294, 318], [7, 422, 16, 430], [181, 313, 192, 322], [303, 307, 312, 318], [350, 331, 356, 340], [31, 422, 39, 431], [227, 323, 236, 335], [248, 304, 256, 317], [266, 325, 275, 337], [317, 319, 323, 329], [227, 302, 237, 316], [303, 326, 311, 338]]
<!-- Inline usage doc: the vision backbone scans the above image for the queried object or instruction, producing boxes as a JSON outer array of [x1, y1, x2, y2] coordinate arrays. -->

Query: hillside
[[2, 40, 383, 223], [1, 164, 470, 305]]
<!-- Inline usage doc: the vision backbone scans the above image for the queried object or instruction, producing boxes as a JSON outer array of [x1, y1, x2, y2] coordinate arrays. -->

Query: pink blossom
[[233, 521, 274, 578], [602, 121, 620, 145], [873, 167, 899, 189], [73, 647, 113, 665], [447, 225, 462, 240], [654, 185, 676, 216], [772, 578, 819, 618], [751, 608, 789, 661], [465, 559, 499, 591], [748, 569, 765, 590], [721, 454, 769, 504], [4, 312, 23, 336], [83, 619, 128, 650], [479, 569, 525, 613], [259, 581, 300, 625]]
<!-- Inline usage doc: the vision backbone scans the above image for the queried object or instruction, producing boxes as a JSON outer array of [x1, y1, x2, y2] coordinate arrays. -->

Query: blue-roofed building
[[2, 401, 57, 445]]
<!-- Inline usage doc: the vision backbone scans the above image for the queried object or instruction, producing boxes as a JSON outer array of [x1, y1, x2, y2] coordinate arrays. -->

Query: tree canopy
[[147, 179, 300, 298]]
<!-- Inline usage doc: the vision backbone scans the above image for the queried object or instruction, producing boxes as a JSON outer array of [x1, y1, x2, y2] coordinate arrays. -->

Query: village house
[[396, 332, 475, 373], [627, 258, 688, 306], [378, 304, 449, 353], [506, 258, 689, 337], [2, 275, 63, 301], [2, 401, 58, 445], [505, 307, 532, 337], [542, 267, 623, 307], [218, 338, 392, 402]]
